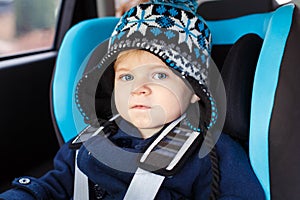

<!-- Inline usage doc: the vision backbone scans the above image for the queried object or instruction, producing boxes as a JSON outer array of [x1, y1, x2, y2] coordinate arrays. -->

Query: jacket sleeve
[[0, 141, 76, 200]]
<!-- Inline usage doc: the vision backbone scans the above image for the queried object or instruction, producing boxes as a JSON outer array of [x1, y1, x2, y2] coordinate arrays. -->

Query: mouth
[[130, 105, 151, 110]]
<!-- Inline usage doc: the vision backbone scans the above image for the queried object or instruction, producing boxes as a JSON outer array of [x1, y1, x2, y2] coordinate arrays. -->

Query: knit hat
[[75, 0, 226, 135]]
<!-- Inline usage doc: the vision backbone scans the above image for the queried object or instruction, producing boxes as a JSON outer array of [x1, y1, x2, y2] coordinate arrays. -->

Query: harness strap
[[125, 114, 202, 199], [72, 114, 202, 199], [124, 168, 165, 200], [72, 116, 119, 199], [74, 150, 89, 200]]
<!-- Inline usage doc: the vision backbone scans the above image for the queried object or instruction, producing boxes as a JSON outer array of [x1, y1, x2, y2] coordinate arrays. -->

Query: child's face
[[114, 50, 199, 138]]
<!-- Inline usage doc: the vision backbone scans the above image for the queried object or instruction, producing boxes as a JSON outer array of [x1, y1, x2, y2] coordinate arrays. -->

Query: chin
[[132, 120, 152, 129]]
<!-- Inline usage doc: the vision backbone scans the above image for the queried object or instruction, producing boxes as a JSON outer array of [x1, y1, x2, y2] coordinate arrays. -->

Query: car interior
[[0, 0, 300, 199]]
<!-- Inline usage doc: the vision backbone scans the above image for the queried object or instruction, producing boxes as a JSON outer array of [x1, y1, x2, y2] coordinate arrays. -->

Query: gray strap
[[72, 114, 191, 199], [124, 168, 165, 200], [73, 150, 89, 200], [72, 115, 120, 200], [125, 114, 195, 199]]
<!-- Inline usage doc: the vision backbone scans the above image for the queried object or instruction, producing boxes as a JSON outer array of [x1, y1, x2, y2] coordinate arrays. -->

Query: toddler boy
[[0, 0, 266, 199]]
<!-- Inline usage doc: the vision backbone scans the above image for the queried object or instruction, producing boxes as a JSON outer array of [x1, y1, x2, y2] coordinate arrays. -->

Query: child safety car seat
[[51, 1, 300, 199]]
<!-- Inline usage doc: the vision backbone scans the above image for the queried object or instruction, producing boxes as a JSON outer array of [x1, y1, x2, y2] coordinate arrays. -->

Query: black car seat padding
[[220, 33, 263, 143]]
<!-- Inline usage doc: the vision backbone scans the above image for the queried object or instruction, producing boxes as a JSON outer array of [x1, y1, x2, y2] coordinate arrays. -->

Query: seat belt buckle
[[138, 127, 202, 176]]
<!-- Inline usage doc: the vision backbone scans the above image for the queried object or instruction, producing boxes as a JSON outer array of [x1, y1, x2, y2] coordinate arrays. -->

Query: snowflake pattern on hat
[[150, 0, 199, 13], [111, 4, 211, 53], [109, 3, 211, 86]]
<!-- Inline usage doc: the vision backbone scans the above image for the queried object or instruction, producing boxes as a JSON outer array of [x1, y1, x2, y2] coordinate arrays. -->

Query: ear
[[190, 94, 200, 103]]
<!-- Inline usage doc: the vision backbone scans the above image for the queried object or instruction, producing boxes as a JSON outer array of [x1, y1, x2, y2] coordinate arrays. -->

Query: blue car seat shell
[[51, 3, 299, 200], [52, 17, 120, 145]]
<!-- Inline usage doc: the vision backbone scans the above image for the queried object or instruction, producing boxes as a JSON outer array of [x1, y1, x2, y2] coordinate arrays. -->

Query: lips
[[130, 105, 151, 110]]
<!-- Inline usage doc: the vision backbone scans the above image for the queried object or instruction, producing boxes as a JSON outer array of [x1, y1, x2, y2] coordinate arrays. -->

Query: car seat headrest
[[221, 33, 263, 141], [198, 0, 273, 20]]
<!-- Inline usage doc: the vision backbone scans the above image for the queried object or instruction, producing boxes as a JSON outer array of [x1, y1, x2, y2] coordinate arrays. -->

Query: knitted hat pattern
[[111, 1, 211, 80], [76, 0, 218, 130]]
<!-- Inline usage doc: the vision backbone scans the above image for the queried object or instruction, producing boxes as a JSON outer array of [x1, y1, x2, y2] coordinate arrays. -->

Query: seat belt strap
[[71, 126, 102, 200], [124, 168, 165, 200], [125, 114, 201, 199], [72, 114, 200, 199], [72, 115, 120, 200], [74, 150, 89, 200]]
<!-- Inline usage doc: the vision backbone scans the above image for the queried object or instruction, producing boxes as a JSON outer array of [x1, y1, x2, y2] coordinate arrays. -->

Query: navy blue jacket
[[0, 129, 265, 199]]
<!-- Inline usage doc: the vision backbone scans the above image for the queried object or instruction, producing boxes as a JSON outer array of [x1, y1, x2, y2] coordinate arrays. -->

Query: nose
[[131, 84, 151, 96]]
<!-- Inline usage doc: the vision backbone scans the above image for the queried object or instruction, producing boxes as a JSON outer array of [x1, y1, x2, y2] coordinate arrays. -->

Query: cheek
[[164, 89, 193, 118], [175, 86, 194, 110], [156, 91, 184, 121], [161, 80, 193, 107], [114, 84, 130, 115]]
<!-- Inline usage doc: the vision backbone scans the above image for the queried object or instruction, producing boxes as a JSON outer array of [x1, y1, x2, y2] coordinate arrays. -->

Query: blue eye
[[120, 74, 134, 81], [153, 72, 168, 80]]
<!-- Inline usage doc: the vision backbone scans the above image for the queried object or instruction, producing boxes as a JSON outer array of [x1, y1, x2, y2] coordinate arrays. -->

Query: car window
[[114, 0, 149, 17], [0, 0, 61, 58]]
